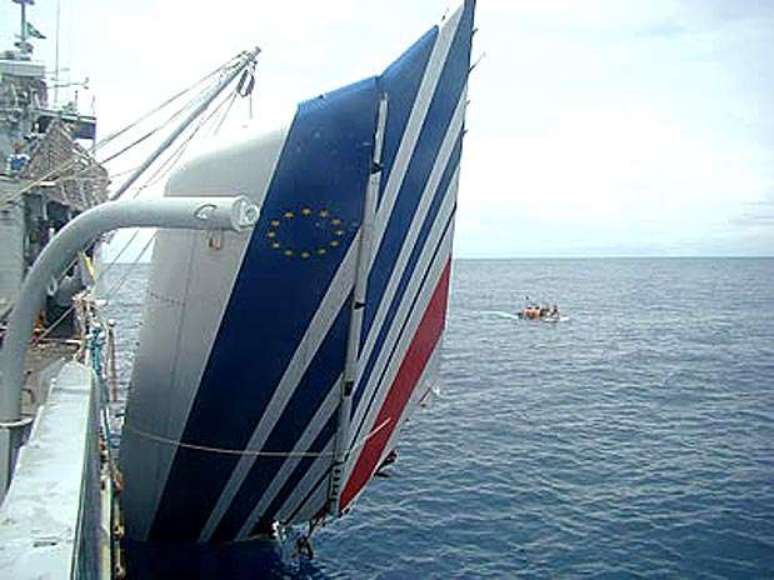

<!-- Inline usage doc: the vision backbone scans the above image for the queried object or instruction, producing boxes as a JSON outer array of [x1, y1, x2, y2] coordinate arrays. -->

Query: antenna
[[54, 0, 61, 106], [19, 0, 28, 44], [12, 0, 35, 56]]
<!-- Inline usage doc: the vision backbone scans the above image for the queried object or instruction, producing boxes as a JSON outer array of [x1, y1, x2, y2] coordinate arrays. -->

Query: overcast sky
[[3, 0, 773, 257]]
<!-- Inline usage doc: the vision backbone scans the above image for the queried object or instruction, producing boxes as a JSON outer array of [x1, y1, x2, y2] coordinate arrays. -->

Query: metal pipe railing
[[0, 195, 259, 497]]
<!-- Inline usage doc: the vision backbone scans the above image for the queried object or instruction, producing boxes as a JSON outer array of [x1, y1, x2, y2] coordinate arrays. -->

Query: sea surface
[[104, 258, 774, 578]]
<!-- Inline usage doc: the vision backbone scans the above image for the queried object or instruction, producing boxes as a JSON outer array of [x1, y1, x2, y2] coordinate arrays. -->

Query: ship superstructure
[[0, 2, 111, 576], [0, 2, 261, 577], [0, 0, 106, 332]]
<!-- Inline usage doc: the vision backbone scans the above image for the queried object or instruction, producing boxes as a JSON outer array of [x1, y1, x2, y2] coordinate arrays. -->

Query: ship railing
[[0, 194, 260, 578]]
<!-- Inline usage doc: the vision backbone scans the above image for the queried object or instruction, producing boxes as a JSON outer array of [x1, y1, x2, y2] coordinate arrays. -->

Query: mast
[[54, 0, 61, 106], [19, 1, 28, 44], [13, 0, 34, 57]]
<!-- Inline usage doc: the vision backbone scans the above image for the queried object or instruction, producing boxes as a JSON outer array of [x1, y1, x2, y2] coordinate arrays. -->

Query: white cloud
[[2, 0, 772, 257]]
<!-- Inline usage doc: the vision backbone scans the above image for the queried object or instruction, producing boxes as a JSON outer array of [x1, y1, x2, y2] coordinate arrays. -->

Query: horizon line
[[104, 254, 774, 265]]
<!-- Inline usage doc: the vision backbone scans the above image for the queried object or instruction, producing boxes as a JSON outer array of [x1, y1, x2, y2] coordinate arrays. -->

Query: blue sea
[[105, 258, 774, 578]]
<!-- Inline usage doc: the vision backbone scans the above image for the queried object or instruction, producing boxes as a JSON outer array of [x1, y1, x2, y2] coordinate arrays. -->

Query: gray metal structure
[[0, 361, 106, 578], [0, 194, 260, 496], [109, 47, 260, 201], [0, 2, 264, 577], [0, 195, 259, 578], [1, 0, 106, 321]]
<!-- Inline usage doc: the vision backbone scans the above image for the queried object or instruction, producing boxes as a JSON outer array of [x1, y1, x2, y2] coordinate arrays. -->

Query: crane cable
[[0, 52, 245, 208]]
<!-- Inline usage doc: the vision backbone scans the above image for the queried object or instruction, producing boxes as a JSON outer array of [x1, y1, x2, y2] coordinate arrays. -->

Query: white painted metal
[[122, 116, 294, 541], [0, 362, 100, 578], [328, 94, 388, 513]]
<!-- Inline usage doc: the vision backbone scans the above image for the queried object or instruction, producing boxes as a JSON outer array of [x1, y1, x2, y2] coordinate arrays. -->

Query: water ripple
[[104, 259, 774, 578]]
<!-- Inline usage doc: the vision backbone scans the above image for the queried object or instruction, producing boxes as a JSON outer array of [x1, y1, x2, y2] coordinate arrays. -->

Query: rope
[[104, 229, 142, 264], [214, 65, 256, 135], [0, 75, 213, 207], [123, 417, 392, 458], [125, 104, 212, 197], [117, 81, 237, 201], [97, 82, 216, 166], [14, 74, 239, 333], [212, 89, 239, 135], [32, 231, 156, 344], [4, 52, 252, 338], [101, 232, 157, 298], [0, 158, 80, 207], [106, 165, 141, 180], [0, 51, 244, 208], [106, 235, 156, 286], [96, 56, 235, 150]]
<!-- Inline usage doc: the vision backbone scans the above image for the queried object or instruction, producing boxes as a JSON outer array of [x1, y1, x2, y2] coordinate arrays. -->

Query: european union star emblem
[[265, 207, 352, 259]]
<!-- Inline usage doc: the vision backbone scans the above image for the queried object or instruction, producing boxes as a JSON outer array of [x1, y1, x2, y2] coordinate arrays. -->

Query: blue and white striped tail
[[120, 0, 475, 553]]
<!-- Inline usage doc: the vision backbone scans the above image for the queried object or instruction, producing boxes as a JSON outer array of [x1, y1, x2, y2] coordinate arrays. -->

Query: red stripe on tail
[[340, 259, 452, 511]]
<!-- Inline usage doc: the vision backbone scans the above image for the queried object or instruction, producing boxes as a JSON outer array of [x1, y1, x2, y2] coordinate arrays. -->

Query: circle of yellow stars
[[265, 207, 348, 259]]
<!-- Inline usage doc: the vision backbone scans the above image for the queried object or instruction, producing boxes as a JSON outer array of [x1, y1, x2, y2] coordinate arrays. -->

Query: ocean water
[[104, 258, 774, 578]]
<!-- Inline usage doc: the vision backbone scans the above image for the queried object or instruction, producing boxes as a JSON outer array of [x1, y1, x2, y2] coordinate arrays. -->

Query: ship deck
[[20, 339, 80, 417]]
